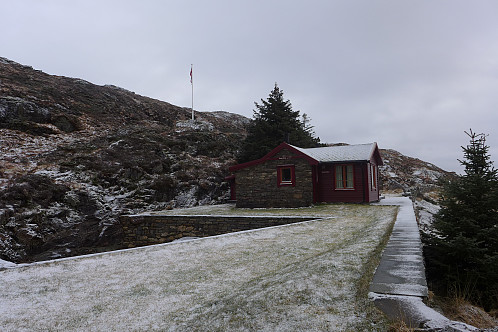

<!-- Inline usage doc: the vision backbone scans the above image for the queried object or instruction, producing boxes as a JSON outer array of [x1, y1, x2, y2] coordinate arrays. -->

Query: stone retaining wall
[[121, 215, 314, 248]]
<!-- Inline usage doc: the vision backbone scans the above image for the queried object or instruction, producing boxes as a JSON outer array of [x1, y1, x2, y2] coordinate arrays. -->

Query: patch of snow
[[176, 119, 214, 132], [17, 224, 42, 240], [0, 57, 15, 65], [416, 199, 440, 216], [5, 219, 17, 228], [171, 236, 200, 243], [0, 233, 25, 262], [104, 84, 132, 93], [75, 79, 91, 85], [174, 186, 198, 207], [108, 139, 124, 149], [0, 205, 14, 217], [206, 111, 251, 125], [0, 259, 16, 270], [414, 198, 440, 233], [413, 168, 442, 181], [34, 169, 74, 181]]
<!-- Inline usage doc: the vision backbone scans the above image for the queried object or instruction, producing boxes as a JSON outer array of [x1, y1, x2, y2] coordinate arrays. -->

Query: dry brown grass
[[436, 296, 498, 329], [388, 319, 414, 332]]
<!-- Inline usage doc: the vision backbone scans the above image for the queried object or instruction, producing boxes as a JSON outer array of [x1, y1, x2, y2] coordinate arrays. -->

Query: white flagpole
[[190, 64, 194, 121]]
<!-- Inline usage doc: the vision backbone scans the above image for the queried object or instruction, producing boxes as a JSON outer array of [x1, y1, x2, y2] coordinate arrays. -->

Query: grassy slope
[[0, 204, 397, 331]]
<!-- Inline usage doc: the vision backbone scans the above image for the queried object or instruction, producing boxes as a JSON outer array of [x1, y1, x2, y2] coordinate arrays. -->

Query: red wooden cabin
[[228, 142, 383, 208]]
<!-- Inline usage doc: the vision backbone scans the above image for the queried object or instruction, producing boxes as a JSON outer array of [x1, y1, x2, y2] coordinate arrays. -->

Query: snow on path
[[370, 196, 478, 331], [0, 205, 396, 331], [371, 196, 428, 297]]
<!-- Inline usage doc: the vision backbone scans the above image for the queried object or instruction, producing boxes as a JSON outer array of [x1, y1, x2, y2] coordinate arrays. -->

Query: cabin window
[[370, 164, 377, 190], [335, 164, 354, 189], [277, 165, 295, 187]]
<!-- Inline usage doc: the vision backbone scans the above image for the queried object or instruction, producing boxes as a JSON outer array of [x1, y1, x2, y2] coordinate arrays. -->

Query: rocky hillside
[[379, 148, 455, 196], [0, 57, 249, 262], [379, 149, 456, 234], [0, 57, 453, 264]]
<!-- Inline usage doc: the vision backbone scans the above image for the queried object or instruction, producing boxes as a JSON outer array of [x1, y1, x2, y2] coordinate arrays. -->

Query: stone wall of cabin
[[121, 215, 313, 248], [235, 150, 313, 208]]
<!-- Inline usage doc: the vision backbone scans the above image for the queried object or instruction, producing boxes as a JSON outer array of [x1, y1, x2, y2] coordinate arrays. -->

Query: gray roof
[[291, 143, 378, 163]]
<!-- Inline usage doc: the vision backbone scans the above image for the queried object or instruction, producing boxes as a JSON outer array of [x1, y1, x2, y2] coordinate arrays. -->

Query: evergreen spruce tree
[[424, 130, 498, 309], [238, 84, 320, 163]]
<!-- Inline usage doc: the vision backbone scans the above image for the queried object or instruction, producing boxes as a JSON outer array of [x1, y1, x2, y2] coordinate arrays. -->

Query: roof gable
[[229, 142, 382, 172], [229, 142, 317, 172]]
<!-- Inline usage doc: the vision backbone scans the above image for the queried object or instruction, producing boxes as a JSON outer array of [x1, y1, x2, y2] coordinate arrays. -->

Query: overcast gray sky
[[2, 0, 498, 173]]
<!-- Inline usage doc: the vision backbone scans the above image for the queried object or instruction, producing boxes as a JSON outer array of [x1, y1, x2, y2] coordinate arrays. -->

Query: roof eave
[[318, 159, 370, 164], [371, 142, 384, 166]]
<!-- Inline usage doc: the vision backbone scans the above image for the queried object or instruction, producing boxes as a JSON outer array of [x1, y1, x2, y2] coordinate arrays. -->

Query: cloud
[[2, 0, 498, 173]]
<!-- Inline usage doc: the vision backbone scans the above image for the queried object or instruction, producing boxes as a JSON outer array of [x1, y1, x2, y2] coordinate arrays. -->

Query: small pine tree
[[424, 130, 498, 309], [238, 84, 320, 163]]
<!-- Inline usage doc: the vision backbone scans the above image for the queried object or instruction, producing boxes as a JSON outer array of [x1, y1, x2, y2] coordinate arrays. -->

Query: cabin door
[[317, 164, 334, 202]]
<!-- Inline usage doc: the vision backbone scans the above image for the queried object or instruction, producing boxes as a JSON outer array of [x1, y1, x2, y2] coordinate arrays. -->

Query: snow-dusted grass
[[1, 204, 397, 331], [146, 202, 367, 217]]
